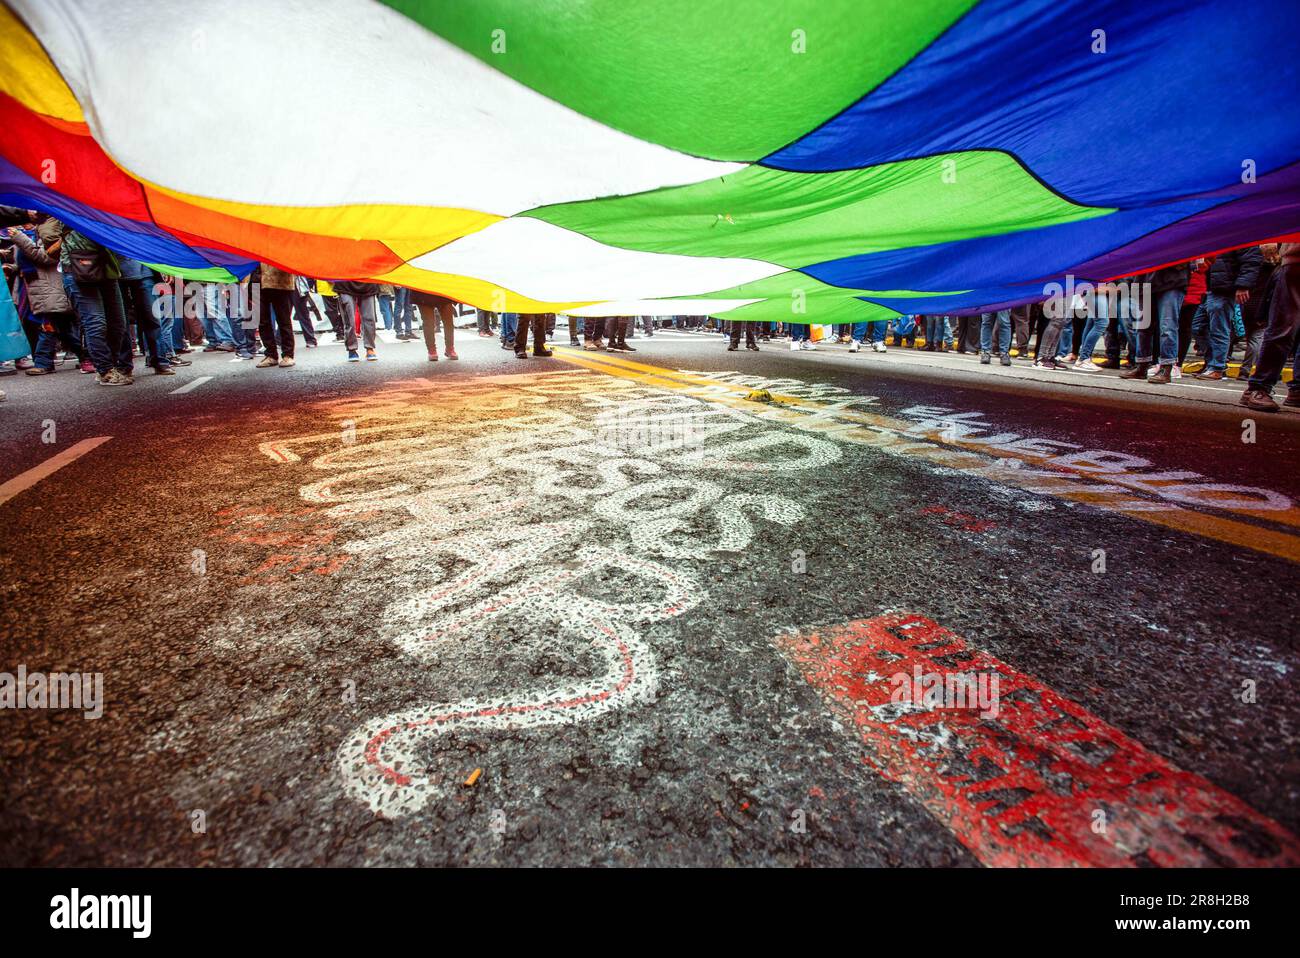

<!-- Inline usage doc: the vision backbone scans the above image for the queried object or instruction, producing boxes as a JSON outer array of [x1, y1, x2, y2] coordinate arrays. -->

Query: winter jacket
[[1206, 246, 1262, 294], [7, 228, 71, 314], [1140, 263, 1191, 297]]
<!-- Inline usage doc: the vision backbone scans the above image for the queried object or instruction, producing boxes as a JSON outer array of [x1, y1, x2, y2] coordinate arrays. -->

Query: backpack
[[63, 232, 120, 283]]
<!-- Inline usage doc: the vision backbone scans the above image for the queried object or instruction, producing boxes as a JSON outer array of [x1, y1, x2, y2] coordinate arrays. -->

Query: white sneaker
[[1072, 359, 1099, 372], [1170, 365, 1183, 379], [800, 340, 815, 350], [873, 342, 887, 353], [848, 340, 860, 352], [789, 340, 800, 351]]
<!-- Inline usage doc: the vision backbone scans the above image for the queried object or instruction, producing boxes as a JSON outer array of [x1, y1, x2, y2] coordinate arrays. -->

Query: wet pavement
[[1, 327, 1297, 866]]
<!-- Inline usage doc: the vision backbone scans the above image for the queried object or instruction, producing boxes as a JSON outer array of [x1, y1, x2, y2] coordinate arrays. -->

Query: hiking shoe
[[1148, 365, 1172, 384], [1240, 388, 1280, 412], [1120, 364, 1150, 380], [1195, 369, 1224, 381]]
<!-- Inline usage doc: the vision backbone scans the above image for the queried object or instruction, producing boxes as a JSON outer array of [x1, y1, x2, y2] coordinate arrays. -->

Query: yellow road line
[[554, 349, 1300, 563]]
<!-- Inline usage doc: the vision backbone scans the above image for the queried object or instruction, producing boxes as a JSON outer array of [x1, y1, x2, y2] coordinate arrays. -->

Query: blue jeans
[[500, 313, 518, 343], [1192, 291, 1235, 371], [980, 310, 1011, 354], [925, 316, 945, 345], [1137, 289, 1182, 365], [378, 294, 394, 330], [1077, 294, 1108, 361], [392, 288, 414, 336], [201, 284, 237, 348], [66, 274, 130, 374], [788, 322, 810, 342]]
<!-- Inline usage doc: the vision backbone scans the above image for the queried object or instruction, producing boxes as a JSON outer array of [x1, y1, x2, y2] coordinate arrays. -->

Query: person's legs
[[1202, 291, 1234, 372], [258, 286, 281, 362], [1246, 265, 1300, 399], [378, 294, 394, 330], [338, 294, 360, 353], [292, 290, 318, 346], [359, 296, 378, 352]]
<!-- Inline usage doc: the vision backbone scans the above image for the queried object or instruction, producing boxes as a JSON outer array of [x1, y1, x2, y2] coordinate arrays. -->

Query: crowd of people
[[2, 206, 1297, 412]]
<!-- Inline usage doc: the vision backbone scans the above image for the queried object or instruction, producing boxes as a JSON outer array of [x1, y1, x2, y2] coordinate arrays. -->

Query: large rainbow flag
[[3, 0, 1298, 323]]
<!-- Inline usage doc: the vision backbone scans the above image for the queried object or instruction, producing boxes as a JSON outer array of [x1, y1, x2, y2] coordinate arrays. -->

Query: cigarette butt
[[464, 768, 482, 787]]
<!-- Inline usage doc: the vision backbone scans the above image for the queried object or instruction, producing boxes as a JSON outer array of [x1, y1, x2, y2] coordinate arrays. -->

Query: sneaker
[[1171, 365, 1184, 379], [116, 370, 134, 384], [1072, 359, 1099, 372], [153, 365, 176, 376], [169, 356, 193, 367], [1148, 365, 1172, 384], [79, 360, 95, 374], [515, 349, 529, 359], [848, 340, 860, 352], [427, 352, 439, 362], [789, 340, 800, 351], [727, 344, 738, 351], [979, 351, 991, 365], [500, 341, 515, 350], [799, 340, 815, 351], [569, 339, 580, 347], [1119, 364, 1150, 380], [365, 349, 378, 361], [1195, 369, 1224, 381], [873, 342, 887, 353], [346, 350, 360, 362], [25, 366, 54, 376], [1240, 388, 1280, 412], [746, 343, 760, 351], [256, 356, 278, 368], [619, 343, 635, 352], [278, 356, 295, 368], [14, 357, 34, 370], [1033, 358, 1062, 369], [216, 343, 237, 352], [97, 369, 128, 386], [999, 353, 1012, 366], [445, 347, 458, 359]]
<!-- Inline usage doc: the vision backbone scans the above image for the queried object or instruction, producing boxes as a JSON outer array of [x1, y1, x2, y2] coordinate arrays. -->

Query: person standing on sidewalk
[[1240, 243, 1300, 412], [727, 318, 759, 351], [979, 309, 1013, 366], [1192, 246, 1262, 381], [1122, 263, 1190, 383], [6, 222, 88, 376]]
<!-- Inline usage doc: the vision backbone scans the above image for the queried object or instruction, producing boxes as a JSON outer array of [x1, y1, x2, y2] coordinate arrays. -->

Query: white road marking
[[171, 376, 213, 394], [0, 436, 113, 508]]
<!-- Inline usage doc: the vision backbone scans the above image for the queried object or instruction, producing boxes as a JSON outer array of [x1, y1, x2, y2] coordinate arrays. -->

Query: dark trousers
[[729, 322, 757, 347], [606, 317, 629, 347], [585, 317, 607, 343], [514, 313, 549, 352], [322, 296, 346, 337], [291, 290, 320, 345], [259, 288, 296, 360], [1247, 264, 1300, 395]]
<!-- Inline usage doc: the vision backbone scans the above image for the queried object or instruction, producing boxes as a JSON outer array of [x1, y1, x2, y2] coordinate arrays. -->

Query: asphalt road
[[1, 326, 1297, 867]]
